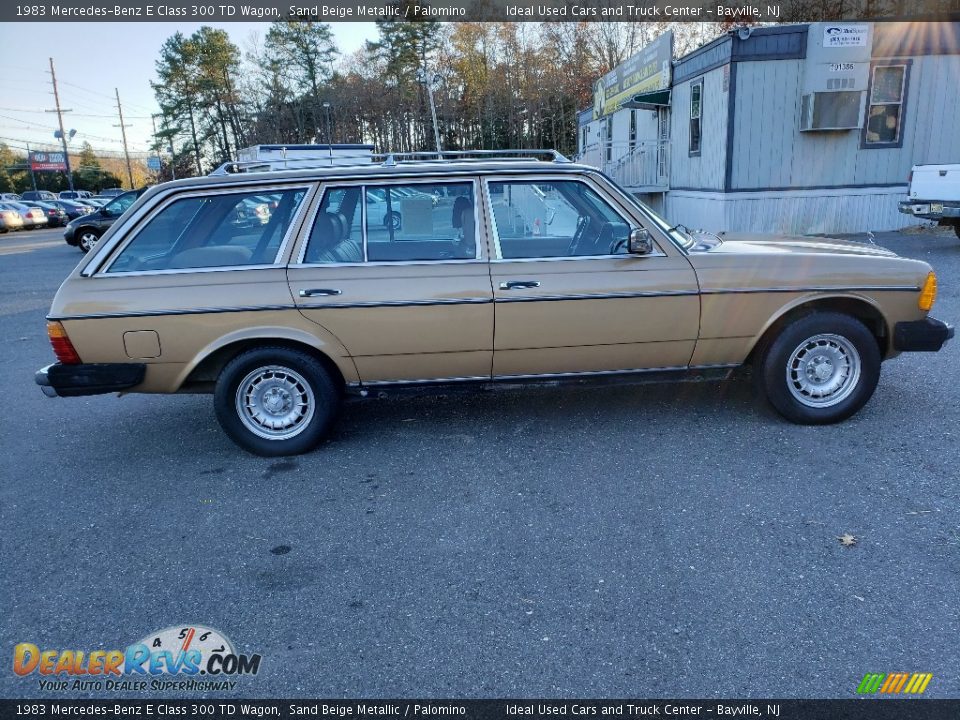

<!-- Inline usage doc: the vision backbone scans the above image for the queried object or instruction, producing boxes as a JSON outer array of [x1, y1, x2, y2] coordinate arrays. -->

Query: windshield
[[104, 192, 137, 215]]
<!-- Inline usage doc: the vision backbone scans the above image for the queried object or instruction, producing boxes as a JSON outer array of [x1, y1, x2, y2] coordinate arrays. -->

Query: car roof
[[150, 159, 598, 194]]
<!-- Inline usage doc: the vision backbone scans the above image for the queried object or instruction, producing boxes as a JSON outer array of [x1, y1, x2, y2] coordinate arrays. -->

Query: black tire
[[756, 311, 881, 425], [213, 347, 340, 456], [76, 228, 101, 253]]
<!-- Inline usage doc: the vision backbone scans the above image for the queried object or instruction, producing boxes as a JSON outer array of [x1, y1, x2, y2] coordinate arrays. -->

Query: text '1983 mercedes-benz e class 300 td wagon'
[[36, 150, 953, 456]]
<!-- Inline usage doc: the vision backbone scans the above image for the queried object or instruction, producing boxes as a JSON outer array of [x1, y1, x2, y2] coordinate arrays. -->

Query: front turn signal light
[[918, 272, 937, 312]]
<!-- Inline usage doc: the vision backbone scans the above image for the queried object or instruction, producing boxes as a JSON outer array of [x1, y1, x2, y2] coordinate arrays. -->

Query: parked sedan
[[63, 189, 144, 252], [0, 205, 25, 231], [49, 199, 97, 221], [19, 201, 69, 228], [0, 202, 47, 229]]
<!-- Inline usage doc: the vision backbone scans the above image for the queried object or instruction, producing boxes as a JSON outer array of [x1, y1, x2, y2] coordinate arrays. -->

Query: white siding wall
[[666, 186, 916, 234], [731, 54, 960, 190], [669, 66, 729, 191]]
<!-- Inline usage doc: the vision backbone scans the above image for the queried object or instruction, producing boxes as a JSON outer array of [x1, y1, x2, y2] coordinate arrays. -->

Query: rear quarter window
[[106, 187, 308, 273]]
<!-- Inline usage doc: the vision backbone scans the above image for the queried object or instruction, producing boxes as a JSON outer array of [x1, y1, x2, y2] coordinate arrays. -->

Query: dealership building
[[576, 22, 960, 234]]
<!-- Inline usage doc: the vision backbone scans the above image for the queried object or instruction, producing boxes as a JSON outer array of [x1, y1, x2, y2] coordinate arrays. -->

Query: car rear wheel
[[77, 229, 100, 253], [757, 311, 881, 424], [214, 347, 340, 456], [383, 211, 401, 231]]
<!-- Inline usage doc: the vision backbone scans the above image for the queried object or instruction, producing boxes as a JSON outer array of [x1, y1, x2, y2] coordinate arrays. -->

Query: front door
[[484, 176, 700, 377], [287, 178, 493, 384]]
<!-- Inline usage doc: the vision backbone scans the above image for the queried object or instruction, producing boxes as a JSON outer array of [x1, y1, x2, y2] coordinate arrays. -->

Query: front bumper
[[898, 201, 960, 222], [35, 362, 146, 398], [893, 317, 955, 352], [62, 225, 78, 244]]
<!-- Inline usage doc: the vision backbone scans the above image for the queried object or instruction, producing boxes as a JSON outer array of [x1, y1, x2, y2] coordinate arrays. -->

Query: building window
[[864, 63, 908, 147], [604, 116, 613, 162], [689, 80, 703, 156]]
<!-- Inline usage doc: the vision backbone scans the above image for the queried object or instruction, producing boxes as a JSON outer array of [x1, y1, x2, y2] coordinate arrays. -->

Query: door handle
[[500, 280, 541, 290], [299, 288, 342, 297]]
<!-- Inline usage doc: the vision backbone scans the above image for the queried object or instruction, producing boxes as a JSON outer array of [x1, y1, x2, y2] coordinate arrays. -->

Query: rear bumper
[[893, 317, 955, 352], [35, 362, 146, 398], [898, 201, 960, 222]]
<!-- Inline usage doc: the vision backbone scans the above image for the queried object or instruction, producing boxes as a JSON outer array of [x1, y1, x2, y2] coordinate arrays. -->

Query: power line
[[0, 106, 153, 119]]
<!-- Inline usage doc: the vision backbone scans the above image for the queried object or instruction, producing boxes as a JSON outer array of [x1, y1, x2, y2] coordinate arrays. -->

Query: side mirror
[[628, 228, 654, 255]]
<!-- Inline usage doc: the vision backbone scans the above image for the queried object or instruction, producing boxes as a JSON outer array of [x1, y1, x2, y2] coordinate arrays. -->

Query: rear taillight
[[46, 321, 82, 364]]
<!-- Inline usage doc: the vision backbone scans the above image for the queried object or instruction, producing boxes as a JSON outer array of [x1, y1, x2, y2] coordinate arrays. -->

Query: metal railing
[[576, 140, 670, 191]]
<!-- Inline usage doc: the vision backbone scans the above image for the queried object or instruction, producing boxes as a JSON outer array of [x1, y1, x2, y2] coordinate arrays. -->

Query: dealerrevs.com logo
[[13, 625, 261, 692]]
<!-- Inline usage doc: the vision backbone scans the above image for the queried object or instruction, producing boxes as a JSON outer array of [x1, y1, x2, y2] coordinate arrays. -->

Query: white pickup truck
[[899, 164, 960, 237]]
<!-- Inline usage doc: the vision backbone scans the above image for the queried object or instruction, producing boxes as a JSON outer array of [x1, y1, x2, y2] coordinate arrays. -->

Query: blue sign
[[146, 156, 161, 171]]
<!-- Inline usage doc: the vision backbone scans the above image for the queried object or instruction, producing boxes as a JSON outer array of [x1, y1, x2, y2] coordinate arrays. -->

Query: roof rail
[[208, 148, 571, 176]]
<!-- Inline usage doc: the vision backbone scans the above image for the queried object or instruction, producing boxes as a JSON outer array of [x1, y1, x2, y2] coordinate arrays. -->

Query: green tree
[[265, 21, 338, 141]]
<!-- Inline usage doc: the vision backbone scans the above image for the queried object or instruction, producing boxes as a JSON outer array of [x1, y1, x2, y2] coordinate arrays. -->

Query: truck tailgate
[[910, 165, 960, 202]]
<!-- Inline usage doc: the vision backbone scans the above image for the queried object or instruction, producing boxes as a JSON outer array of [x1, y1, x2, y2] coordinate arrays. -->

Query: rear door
[[485, 174, 700, 377], [287, 178, 494, 384]]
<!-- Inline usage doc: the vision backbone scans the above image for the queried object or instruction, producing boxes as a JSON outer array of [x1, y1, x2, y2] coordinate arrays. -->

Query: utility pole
[[114, 88, 134, 188], [417, 70, 442, 157], [46, 57, 75, 192], [25, 142, 38, 191]]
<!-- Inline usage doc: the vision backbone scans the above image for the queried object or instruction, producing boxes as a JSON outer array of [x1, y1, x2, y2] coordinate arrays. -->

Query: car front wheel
[[214, 347, 340, 456], [758, 311, 881, 424], [77, 229, 101, 253]]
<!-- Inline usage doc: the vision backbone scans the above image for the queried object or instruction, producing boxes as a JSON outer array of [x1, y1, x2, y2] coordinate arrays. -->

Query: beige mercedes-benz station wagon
[[36, 151, 953, 456]]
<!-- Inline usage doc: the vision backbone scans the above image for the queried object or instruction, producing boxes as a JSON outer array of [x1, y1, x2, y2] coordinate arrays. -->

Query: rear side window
[[107, 187, 307, 273], [303, 181, 476, 263]]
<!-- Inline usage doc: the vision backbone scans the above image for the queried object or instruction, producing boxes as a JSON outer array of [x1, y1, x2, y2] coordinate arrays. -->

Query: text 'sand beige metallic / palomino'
[[36, 151, 953, 455]]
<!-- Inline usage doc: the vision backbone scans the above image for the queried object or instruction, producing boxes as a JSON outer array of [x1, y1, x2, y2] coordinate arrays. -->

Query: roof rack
[[208, 149, 572, 176]]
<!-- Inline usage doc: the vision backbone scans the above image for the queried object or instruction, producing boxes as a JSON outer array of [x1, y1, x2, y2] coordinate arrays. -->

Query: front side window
[[488, 180, 631, 259], [865, 64, 907, 145], [103, 191, 138, 217], [107, 187, 307, 273], [303, 181, 476, 263], [689, 80, 703, 155]]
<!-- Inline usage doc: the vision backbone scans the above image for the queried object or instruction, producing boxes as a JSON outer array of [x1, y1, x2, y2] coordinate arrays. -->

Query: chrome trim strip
[[701, 285, 921, 295], [51, 297, 492, 321], [489, 251, 666, 262], [494, 364, 739, 381], [496, 290, 698, 303], [301, 298, 492, 309], [347, 363, 740, 388], [50, 304, 301, 321], [288, 259, 488, 269], [95, 263, 284, 278], [352, 375, 491, 388]]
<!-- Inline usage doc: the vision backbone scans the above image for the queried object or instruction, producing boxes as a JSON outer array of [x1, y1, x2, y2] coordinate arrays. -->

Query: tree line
[[152, 20, 734, 176]]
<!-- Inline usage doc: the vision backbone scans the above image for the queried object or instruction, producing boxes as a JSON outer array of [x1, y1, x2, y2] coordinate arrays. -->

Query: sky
[[0, 22, 378, 159]]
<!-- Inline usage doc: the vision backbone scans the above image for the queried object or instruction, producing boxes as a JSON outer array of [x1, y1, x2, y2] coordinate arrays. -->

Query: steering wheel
[[609, 235, 628, 254], [568, 216, 590, 256]]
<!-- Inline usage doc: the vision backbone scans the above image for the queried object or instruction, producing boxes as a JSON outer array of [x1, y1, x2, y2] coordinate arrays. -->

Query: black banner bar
[[3, 0, 960, 23], [2, 700, 959, 720]]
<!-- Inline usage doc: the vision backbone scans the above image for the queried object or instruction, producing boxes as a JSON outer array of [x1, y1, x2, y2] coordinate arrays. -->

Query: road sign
[[146, 156, 162, 171]]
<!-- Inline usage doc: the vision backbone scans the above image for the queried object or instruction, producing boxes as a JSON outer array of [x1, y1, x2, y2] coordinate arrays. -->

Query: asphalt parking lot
[[1, 225, 958, 699]]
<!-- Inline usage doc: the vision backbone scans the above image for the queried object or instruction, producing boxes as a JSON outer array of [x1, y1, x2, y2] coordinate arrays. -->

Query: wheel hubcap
[[786, 334, 861, 408], [235, 365, 315, 441]]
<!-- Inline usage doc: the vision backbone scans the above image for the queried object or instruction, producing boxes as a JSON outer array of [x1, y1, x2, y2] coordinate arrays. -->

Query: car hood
[[702, 232, 898, 258]]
